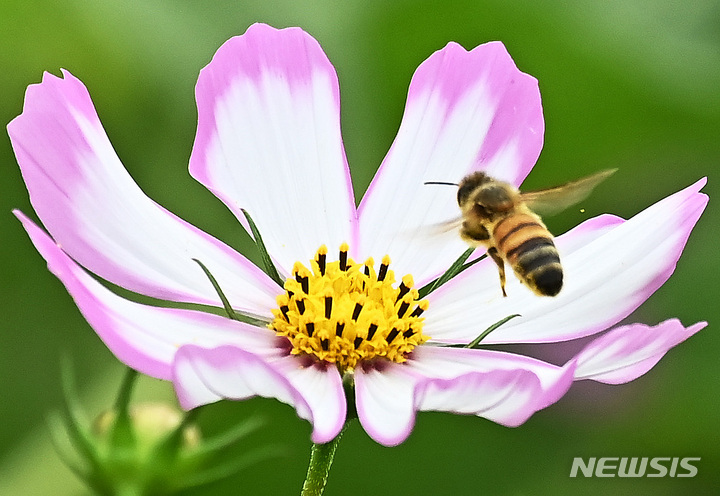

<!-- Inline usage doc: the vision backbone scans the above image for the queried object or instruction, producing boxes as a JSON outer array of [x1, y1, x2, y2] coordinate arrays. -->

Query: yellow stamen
[[269, 245, 429, 373]]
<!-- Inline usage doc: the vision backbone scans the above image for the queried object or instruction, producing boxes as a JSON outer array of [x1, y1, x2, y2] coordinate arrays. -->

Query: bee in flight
[[427, 169, 616, 297]]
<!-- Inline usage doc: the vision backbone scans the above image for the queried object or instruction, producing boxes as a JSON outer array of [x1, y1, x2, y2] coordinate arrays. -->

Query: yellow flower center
[[269, 243, 430, 373]]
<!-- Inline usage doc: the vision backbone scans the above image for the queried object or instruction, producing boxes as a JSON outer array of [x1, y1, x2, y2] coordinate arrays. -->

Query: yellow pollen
[[269, 245, 430, 373]]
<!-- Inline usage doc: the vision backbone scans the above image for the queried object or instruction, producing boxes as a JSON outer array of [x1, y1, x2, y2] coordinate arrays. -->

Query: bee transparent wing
[[398, 215, 464, 246], [521, 168, 616, 216], [422, 216, 465, 235]]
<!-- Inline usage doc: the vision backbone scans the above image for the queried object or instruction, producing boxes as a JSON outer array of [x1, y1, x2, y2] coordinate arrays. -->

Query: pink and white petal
[[190, 23, 356, 275], [426, 179, 708, 344], [574, 319, 706, 384], [272, 357, 347, 443], [355, 346, 575, 446], [174, 347, 346, 443], [354, 365, 419, 447], [407, 346, 575, 410], [416, 369, 547, 428], [174, 356, 224, 407], [173, 346, 307, 412], [17, 211, 280, 382], [7, 71, 277, 312], [357, 41, 544, 286]]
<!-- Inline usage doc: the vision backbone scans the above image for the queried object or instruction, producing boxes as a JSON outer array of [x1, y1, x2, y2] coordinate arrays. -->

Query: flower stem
[[300, 426, 347, 496], [114, 367, 139, 414], [110, 367, 139, 449]]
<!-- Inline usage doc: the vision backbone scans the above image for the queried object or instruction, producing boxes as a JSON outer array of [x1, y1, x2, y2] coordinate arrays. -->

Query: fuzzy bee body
[[491, 212, 563, 296], [447, 169, 615, 297]]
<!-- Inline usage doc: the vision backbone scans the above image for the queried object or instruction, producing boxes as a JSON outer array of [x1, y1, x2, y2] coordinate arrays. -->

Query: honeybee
[[428, 169, 615, 297]]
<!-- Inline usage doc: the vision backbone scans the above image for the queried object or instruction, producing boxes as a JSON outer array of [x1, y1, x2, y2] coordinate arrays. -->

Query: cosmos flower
[[9, 23, 707, 447]]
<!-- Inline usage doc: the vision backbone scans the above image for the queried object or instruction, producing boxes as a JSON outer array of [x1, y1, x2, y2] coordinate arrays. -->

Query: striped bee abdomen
[[493, 213, 563, 296]]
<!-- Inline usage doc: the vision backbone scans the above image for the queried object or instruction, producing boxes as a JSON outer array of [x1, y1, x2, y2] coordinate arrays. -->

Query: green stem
[[300, 425, 347, 496], [114, 368, 139, 415], [110, 368, 139, 449]]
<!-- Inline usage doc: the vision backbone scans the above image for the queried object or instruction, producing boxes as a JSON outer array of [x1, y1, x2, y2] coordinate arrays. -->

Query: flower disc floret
[[269, 244, 430, 372]]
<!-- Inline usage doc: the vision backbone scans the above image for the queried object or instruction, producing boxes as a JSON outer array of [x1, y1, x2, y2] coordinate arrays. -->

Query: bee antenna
[[424, 181, 459, 186]]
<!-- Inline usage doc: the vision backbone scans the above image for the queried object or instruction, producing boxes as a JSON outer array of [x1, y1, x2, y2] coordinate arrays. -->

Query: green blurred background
[[1, 0, 718, 494]]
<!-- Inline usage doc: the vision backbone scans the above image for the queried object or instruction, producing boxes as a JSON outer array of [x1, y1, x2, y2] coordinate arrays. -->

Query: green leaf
[[465, 314, 522, 349], [58, 357, 99, 465], [175, 445, 282, 491], [242, 208, 284, 287], [419, 247, 475, 298], [193, 258, 270, 327], [194, 416, 264, 457], [46, 412, 92, 481]]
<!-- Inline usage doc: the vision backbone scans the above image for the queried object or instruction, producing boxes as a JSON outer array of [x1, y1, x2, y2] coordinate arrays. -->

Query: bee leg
[[487, 247, 507, 297]]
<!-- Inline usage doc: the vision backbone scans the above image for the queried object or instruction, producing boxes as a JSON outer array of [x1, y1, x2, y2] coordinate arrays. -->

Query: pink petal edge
[[190, 23, 358, 274], [355, 346, 576, 446], [573, 319, 707, 384], [16, 210, 280, 381], [357, 40, 544, 287], [173, 345, 346, 443], [7, 69, 277, 312]]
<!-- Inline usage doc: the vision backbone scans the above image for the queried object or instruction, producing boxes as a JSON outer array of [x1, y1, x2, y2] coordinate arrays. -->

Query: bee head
[[474, 184, 514, 211], [456, 171, 493, 206], [458, 174, 516, 221]]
